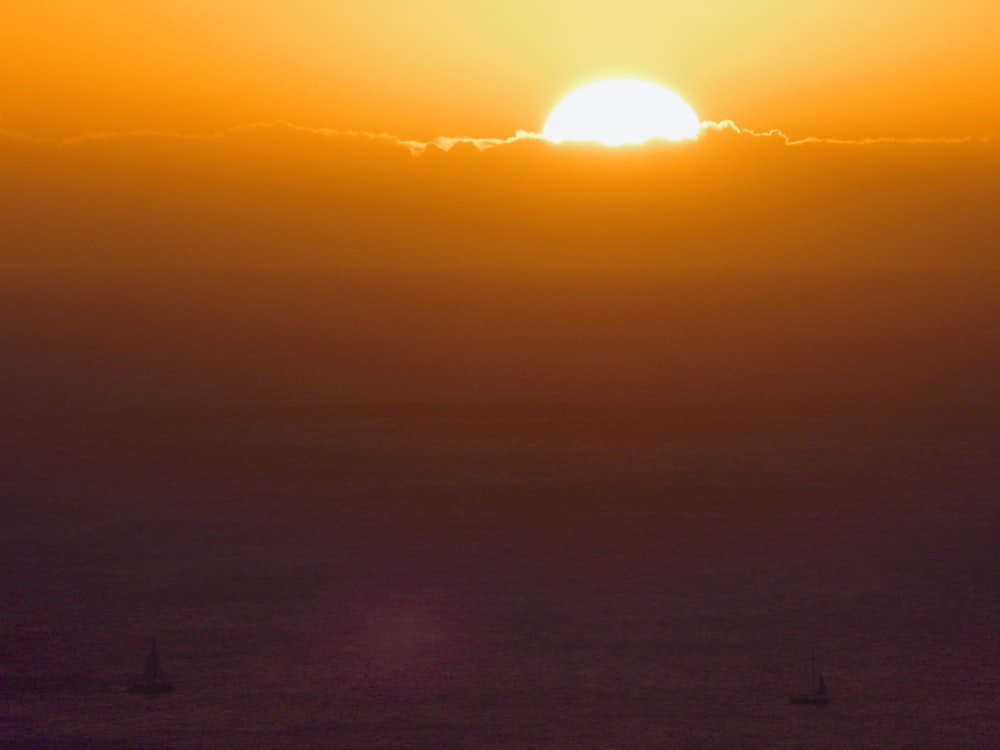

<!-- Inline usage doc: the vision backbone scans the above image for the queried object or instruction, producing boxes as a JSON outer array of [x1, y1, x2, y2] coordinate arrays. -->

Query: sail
[[816, 672, 827, 696], [128, 638, 173, 693], [144, 640, 163, 682], [789, 655, 830, 704]]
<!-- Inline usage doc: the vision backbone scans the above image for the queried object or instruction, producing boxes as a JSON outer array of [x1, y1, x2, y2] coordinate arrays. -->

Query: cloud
[[699, 119, 793, 143], [4, 118, 997, 158], [699, 119, 999, 147], [2, 118, 997, 274], [1, 121, 543, 157]]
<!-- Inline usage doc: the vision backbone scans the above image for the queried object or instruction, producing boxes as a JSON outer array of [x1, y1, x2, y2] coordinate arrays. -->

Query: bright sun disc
[[543, 79, 700, 146]]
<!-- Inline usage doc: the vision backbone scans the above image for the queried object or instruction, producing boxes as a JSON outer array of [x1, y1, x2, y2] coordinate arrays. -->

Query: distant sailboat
[[789, 651, 829, 705], [127, 638, 174, 694]]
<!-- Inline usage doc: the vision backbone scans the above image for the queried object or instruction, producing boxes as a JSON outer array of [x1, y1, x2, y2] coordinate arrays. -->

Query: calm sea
[[2, 407, 997, 749], [1, 274, 998, 748]]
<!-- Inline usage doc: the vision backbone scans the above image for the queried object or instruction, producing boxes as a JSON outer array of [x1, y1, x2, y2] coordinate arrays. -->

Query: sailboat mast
[[144, 639, 161, 681]]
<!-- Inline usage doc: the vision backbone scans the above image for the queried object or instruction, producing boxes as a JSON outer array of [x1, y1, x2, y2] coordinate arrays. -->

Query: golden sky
[[4, 15, 1000, 736], [4, 1, 999, 140], [2, 1, 999, 276], [3, 0, 1000, 433]]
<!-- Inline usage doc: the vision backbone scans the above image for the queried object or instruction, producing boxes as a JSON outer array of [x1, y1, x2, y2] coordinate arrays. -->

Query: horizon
[[2, 3, 998, 748]]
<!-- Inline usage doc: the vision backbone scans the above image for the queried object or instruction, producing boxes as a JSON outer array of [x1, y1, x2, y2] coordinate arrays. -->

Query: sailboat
[[127, 638, 174, 694], [789, 651, 829, 705]]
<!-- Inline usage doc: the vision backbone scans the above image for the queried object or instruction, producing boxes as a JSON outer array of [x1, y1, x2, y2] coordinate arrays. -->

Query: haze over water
[[2, 272, 997, 748], [5, 0, 1000, 745]]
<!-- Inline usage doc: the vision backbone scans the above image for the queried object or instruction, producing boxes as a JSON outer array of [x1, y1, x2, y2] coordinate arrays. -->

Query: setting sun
[[542, 79, 701, 146], [4, 1, 1000, 747]]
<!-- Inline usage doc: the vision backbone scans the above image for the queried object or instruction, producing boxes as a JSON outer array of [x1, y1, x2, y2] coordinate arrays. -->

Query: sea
[[1, 272, 997, 749]]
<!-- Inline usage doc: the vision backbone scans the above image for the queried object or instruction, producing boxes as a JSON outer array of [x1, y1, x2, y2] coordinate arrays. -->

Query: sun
[[542, 79, 701, 146]]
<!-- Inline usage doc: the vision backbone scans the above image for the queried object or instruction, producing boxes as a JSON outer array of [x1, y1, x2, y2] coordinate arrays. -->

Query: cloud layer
[[2, 121, 998, 273], [3, 119, 1000, 428]]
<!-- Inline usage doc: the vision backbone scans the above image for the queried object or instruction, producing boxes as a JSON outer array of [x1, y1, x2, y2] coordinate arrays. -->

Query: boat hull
[[789, 694, 829, 705], [127, 680, 174, 694]]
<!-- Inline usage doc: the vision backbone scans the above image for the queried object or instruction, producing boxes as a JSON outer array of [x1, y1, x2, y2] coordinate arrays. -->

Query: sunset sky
[[3, 8, 1000, 746], [3, 1, 999, 277], [0, 0, 996, 424], [4, 1, 1000, 140]]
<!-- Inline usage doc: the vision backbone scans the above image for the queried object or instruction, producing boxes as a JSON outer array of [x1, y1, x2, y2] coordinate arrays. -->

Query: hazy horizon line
[[2, 120, 997, 156]]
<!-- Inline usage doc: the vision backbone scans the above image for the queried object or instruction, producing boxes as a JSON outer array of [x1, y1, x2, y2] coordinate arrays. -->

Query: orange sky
[[4, 12, 1000, 742], [4, 1, 999, 140], [2, 1, 1000, 446], [2, 1, 999, 276]]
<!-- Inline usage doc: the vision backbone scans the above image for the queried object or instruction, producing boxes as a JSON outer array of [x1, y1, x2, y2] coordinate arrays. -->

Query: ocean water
[[2, 408, 998, 749], [1, 273, 998, 748]]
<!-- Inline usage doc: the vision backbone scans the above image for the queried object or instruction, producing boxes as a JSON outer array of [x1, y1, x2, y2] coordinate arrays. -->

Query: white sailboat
[[127, 638, 174, 694]]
